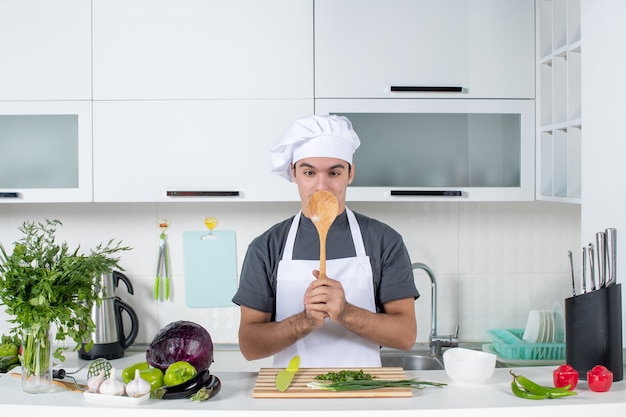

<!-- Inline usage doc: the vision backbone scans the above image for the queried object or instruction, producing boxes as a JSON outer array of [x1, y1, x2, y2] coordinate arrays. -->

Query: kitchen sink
[[380, 351, 444, 370]]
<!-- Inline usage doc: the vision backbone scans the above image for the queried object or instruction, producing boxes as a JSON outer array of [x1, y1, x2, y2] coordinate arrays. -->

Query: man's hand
[[304, 271, 348, 321], [303, 270, 417, 351]]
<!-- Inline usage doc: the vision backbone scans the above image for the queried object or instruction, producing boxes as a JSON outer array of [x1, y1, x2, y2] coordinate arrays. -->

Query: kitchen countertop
[[1, 352, 625, 417]]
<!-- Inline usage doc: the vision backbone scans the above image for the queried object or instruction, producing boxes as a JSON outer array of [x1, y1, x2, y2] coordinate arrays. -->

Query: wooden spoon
[[307, 190, 339, 279]]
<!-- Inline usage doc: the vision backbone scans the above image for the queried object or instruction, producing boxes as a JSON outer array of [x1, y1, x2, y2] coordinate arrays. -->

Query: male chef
[[232, 115, 419, 367]]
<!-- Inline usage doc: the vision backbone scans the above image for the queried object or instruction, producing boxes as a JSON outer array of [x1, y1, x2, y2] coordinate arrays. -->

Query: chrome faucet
[[412, 262, 459, 356]]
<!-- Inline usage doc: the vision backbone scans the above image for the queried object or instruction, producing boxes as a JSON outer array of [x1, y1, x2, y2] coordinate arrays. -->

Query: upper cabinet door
[[315, 0, 535, 99], [0, 0, 91, 100], [93, 99, 312, 203], [0, 101, 93, 203], [316, 98, 535, 202], [92, 0, 313, 100]]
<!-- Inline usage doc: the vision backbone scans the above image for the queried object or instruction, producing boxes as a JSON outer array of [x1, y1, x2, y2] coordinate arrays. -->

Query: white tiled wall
[[0, 200, 580, 347]]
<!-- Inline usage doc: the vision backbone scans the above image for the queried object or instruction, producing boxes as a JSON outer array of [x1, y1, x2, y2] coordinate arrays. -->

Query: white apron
[[273, 208, 381, 368]]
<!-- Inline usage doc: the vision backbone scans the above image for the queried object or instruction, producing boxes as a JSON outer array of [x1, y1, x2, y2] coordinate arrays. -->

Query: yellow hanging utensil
[[201, 217, 218, 240]]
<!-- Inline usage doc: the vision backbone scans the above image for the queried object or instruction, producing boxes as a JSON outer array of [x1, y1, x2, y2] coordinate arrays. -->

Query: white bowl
[[443, 348, 496, 384]]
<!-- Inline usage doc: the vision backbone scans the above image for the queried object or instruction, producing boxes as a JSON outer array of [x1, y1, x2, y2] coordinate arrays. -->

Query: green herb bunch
[[0, 219, 131, 361]]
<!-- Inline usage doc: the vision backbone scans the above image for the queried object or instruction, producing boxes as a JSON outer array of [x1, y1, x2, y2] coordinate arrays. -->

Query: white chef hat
[[270, 115, 361, 182]]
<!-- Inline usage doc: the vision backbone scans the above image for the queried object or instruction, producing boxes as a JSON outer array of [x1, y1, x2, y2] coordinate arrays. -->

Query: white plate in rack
[[537, 310, 547, 343], [552, 301, 565, 343], [535, 310, 548, 343], [522, 310, 542, 343], [543, 309, 556, 343]]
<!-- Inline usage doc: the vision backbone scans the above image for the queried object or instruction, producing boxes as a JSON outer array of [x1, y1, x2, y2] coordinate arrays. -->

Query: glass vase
[[20, 324, 53, 394]]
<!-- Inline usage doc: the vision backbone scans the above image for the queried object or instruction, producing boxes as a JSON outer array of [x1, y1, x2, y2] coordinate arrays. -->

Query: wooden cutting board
[[253, 367, 412, 398]]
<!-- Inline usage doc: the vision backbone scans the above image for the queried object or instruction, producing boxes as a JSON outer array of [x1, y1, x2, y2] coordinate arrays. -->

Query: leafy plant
[[0, 219, 131, 361]]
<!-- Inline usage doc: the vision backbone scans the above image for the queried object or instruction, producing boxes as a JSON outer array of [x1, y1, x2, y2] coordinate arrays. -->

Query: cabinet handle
[[0, 192, 20, 198], [391, 190, 463, 197], [166, 191, 240, 197], [390, 86, 463, 93]]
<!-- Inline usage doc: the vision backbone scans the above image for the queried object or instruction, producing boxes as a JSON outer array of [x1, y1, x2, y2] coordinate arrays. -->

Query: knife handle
[[568, 250, 576, 297], [588, 243, 597, 291], [606, 228, 617, 286], [596, 232, 607, 288], [581, 247, 587, 294]]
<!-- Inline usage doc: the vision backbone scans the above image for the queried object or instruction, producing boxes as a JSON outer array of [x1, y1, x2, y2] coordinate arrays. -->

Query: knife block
[[564, 283, 623, 381]]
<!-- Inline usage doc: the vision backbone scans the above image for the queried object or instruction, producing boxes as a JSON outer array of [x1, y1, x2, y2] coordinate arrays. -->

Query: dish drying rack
[[486, 329, 566, 361]]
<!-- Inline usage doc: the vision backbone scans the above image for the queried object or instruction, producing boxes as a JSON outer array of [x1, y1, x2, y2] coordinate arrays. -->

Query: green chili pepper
[[511, 379, 549, 400], [509, 371, 577, 400]]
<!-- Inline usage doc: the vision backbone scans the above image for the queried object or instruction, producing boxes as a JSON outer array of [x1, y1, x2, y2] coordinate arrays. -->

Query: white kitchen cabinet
[[0, 101, 93, 203], [93, 100, 312, 202], [316, 99, 535, 202], [536, 0, 581, 203], [0, 0, 91, 101], [314, 0, 535, 99], [92, 0, 313, 100]]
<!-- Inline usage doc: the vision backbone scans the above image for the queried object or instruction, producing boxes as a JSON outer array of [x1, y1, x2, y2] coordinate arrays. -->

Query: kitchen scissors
[[154, 218, 171, 301]]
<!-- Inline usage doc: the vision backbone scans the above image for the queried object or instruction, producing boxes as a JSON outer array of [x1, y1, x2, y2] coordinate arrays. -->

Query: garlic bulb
[[98, 368, 125, 396], [125, 369, 151, 398], [87, 370, 105, 393]]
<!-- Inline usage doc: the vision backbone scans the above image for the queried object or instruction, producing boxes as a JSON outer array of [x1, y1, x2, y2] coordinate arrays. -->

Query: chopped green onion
[[314, 369, 374, 382], [307, 379, 446, 391]]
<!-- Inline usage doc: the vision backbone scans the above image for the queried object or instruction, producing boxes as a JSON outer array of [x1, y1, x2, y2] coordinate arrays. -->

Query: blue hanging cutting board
[[183, 230, 238, 308]]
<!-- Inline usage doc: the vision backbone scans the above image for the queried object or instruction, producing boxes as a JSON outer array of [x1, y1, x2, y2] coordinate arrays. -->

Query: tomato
[[587, 365, 613, 392], [553, 364, 579, 390], [163, 361, 197, 386]]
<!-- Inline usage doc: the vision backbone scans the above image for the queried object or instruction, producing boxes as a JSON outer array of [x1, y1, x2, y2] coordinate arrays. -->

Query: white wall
[[581, 1, 626, 339], [0, 200, 580, 347]]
